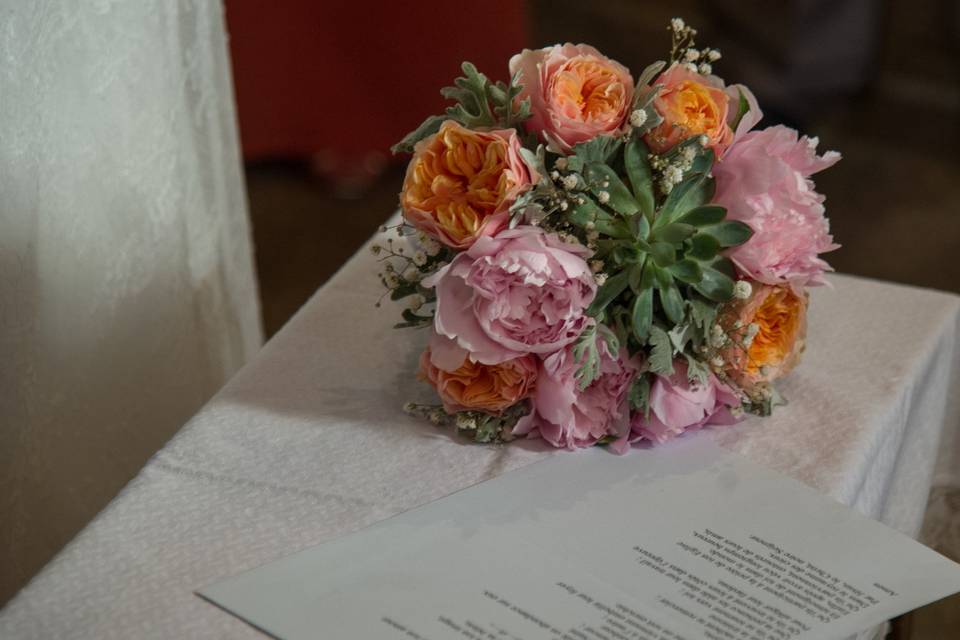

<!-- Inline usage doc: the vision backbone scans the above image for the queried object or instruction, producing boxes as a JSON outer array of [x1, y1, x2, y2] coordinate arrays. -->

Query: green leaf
[[684, 354, 711, 386], [588, 269, 630, 317], [628, 258, 645, 293], [704, 220, 754, 247], [564, 156, 584, 173], [668, 323, 694, 354], [573, 325, 601, 389], [731, 87, 750, 130], [629, 209, 651, 240], [657, 173, 710, 225], [629, 374, 651, 413], [567, 196, 608, 226], [595, 218, 633, 239], [440, 62, 531, 130], [690, 147, 715, 176], [661, 285, 685, 325], [654, 268, 685, 324], [637, 60, 667, 89], [631, 286, 654, 341], [688, 233, 720, 260], [676, 205, 726, 227], [694, 266, 735, 302], [566, 195, 632, 238], [572, 135, 623, 164], [668, 259, 703, 284], [391, 115, 445, 154], [652, 223, 696, 244], [710, 256, 737, 278], [650, 242, 676, 267], [396, 308, 432, 328], [597, 323, 620, 355], [389, 282, 419, 300], [567, 194, 633, 240], [624, 138, 655, 218], [584, 163, 639, 216], [518, 146, 548, 182], [441, 62, 496, 128], [688, 296, 717, 334], [649, 326, 675, 376], [493, 71, 532, 128], [393, 62, 534, 153]]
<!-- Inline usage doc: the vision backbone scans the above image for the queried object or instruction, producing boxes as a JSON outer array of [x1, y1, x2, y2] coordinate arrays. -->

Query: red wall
[[225, 2, 529, 165]]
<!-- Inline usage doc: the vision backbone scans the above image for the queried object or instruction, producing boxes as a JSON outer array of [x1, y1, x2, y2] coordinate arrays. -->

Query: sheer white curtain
[[0, 0, 262, 599]]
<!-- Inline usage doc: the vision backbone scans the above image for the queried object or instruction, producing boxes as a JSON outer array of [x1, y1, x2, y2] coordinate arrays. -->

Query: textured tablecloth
[[3, 227, 959, 639]]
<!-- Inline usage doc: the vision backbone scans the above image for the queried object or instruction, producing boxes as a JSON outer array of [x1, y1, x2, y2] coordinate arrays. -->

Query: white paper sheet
[[199, 436, 960, 640]]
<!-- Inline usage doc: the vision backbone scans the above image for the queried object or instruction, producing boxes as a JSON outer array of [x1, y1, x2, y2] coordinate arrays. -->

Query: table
[[2, 227, 959, 639]]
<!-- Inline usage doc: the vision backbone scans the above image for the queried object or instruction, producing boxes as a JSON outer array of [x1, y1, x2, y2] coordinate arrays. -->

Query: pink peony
[[513, 336, 638, 451], [423, 227, 596, 365], [713, 125, 841, 289], [509, 44, 634, 152], [630, 360, 741, 445]]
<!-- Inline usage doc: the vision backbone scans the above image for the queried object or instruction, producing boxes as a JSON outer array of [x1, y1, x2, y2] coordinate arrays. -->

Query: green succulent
[[560, 135, 753, 349]]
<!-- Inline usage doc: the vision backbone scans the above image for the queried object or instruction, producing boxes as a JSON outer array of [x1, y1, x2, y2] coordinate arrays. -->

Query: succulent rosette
[[378, 18, 838, 450]]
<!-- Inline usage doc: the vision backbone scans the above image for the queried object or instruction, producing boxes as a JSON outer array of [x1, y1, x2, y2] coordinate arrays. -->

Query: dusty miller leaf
[[390, 115, 445, 154], [573, 324, 600, 389], [688, 297, 717, 334], [684, 354, 710, 386], [442, 62, 532, 130], [648, 326, 675, 376], [637, 60, 667, 88], [668, 323, 693, 353]]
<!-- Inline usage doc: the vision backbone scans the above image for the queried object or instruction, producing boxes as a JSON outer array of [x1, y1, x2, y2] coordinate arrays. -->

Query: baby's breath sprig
[[372, 224, 446, 327], [668, 18, 722, 75], [668, 17, 698, 64], [402, 402, 528, 443], [649, 135, 709, 194]]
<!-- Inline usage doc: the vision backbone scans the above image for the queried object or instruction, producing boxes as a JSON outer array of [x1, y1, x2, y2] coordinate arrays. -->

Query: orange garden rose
[[719, 283, 808, 390], [401, 120, 532, 250], [419, 338, 538, 415], [645, 64, 734, 155], [509, 44, 634, 152]]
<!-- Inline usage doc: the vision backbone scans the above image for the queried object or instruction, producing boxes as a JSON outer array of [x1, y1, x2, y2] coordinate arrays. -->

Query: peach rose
[[419, 333, 537, 415], [509, 44, 634, 152], [719, 283, 808, 390], [645, 64, 734, 155], [401, 120, 533, 250]]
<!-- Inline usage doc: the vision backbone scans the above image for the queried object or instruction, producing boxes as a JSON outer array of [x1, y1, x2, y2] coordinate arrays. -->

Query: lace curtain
[[0, 0, 262, 600]]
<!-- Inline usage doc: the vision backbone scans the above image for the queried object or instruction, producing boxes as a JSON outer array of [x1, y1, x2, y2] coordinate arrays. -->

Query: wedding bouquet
[[375, 19, 839, 452]]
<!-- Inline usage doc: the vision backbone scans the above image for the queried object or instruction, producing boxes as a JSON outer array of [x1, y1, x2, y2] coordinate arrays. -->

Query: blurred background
[[229, 1, 959, 636], [230, 0, 960, 336], [2, 0, 958, 635]]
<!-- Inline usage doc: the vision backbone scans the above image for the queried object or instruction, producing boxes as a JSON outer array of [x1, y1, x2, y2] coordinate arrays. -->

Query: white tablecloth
[[2, 228, 959, 639]]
